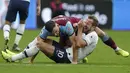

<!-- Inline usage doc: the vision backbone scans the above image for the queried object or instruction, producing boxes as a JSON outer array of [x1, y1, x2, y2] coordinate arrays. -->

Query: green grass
[[0, 29, 130, 73]]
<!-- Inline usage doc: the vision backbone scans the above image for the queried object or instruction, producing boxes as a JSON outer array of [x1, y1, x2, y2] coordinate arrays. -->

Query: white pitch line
[[0, 63, 129, 68]]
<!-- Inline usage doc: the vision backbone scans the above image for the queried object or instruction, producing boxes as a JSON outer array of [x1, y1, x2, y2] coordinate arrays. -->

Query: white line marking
[[0, 63, 129, 68]]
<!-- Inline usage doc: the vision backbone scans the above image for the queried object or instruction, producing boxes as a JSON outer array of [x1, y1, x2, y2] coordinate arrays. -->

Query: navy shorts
[[49, 41, 71, 63], [6, 0, 30, 22]]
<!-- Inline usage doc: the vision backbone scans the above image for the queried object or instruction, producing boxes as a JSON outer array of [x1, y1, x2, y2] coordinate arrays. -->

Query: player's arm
[[69, 33, 77, 64], [76, 20, 97, 49], [76, 20, 88, 48], [64, 21, 78, 64], [29, 51, 39, 64], [71, 20, 88, 64], [37, 0, 41, 15]]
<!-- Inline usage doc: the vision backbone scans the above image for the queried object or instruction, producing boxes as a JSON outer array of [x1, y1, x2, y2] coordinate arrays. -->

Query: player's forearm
[[77, 25, 83, 37], [69, 34, 78, 64], [72, 45, 78, 64], [76, 25, 86, 48], [29, 51, 39, 64], [77, 19, 84, 37]]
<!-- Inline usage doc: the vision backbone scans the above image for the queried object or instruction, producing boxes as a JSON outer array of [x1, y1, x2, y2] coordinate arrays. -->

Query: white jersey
[[22, 0, 30, 2], [66, 31, 98, 62]]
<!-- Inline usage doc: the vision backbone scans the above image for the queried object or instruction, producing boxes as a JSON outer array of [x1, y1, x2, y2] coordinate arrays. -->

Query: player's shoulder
[[88, 31, 97, 36], [90, 31, 98, 36], [85, 31, 98, 40], [60, 21, 74, 36]]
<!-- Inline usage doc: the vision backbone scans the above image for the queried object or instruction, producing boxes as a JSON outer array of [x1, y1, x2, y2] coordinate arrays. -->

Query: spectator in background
[[50, 0, 65, 18]]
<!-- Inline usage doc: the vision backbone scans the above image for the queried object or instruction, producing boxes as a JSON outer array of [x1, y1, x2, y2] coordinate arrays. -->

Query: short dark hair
[[88, 15, 99, 26], [45, 21, 55, 32]]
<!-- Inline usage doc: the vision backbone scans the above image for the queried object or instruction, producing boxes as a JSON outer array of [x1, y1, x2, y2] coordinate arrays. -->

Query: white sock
[[3, 24, 10, 40], [14, 24, 25, 45], [115, 47, 120, 51], [11, 38, 39, 61], [11, 52, 26, 61]]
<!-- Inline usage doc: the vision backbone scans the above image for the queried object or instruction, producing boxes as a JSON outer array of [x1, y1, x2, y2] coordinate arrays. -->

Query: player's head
[[83, 15, 98, 32], [45, 21, 60, 36]]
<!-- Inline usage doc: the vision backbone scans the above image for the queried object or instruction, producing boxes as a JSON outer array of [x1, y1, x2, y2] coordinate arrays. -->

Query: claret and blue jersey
[[39, 21, 74, 39], [39, 15, 81, 39]]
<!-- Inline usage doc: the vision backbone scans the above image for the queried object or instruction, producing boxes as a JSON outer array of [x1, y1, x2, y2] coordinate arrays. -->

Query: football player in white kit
[[2, 0, 41, 51], [67, 18, 98, 64]]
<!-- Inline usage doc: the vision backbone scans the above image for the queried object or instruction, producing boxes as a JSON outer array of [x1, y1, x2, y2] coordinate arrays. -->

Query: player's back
[[52, 15, 81, 47], [52, 15, 81, 26]]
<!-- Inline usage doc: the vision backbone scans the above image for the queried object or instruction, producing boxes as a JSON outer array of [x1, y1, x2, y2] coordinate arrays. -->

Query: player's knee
[[36, 40, 46, 50], [36, 40, 42, 48], [36, 36, 47, 49]]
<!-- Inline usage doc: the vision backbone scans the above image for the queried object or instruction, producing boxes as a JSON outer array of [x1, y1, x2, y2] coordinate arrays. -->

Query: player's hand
[[29, 58, 34, 64], [71, 61, 78, 64], [37, 5, 41, 16], [78, 20, 85, 28], [29, 60, 33, 64]]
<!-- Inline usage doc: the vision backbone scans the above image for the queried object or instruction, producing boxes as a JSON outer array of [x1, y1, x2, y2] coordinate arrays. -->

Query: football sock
[[14, 24, 25, 45], [100, 35, 118, 51], [11, 38, 39, 61], [11, 52, 26, 61], [3, 24, 10, 40]]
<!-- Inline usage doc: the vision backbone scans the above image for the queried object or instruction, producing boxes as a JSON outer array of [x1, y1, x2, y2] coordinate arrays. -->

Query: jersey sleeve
[[39, 26, 52, 39], [60, 21, 74, 36], [82, 31, 98, 46], [65, 21, 74, 36]]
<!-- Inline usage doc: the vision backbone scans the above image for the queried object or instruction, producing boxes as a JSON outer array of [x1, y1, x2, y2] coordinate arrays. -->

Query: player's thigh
[[19, 1, 30, 21], [5, 1, 17, 23], [37, 38, 55, 56], [49, 41, 71, 63]]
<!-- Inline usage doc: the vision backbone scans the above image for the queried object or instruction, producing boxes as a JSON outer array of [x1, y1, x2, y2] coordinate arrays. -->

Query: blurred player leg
[[95, 27, 129, 57], [3, 0, 17, 51], [12, 21, 25, 51], [1, 38, 39, 62], [82, 27, 129, 63], [3, 21, 10, 50], [12, 1, 29, 51]]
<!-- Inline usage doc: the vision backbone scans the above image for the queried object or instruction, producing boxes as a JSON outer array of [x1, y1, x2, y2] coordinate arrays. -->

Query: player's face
[[83, 18, 94, 32], [52, 23, 60, 37]]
